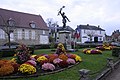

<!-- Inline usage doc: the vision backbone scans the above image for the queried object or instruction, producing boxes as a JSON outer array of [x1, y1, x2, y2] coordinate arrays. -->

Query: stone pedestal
[[107, 58, 114, 70], [58, 30, 71, 50], [79, 69, 90, 80]]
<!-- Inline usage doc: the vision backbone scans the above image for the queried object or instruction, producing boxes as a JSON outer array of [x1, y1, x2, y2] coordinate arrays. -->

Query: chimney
[[87, 24, 89, 26], [98, 25, 100, 28]]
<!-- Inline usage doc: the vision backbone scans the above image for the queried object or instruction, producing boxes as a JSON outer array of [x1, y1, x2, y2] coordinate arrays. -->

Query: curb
[[94, 59, 120, 80]]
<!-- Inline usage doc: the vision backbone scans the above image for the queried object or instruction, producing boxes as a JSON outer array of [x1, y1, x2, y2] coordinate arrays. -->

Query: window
[[17, 30, 22, 39], [0, 29, 5, 39], [10, 33, 14, 41], [100, 31, 101, 34], [31, 30, 35, 39], [43, 30, 45, 34], [84, 30, 86, 33], [99, 37, 102, 41], [7, 18, 15, 27], [29, 21, 36, 28], [25, 30, 29, 39]]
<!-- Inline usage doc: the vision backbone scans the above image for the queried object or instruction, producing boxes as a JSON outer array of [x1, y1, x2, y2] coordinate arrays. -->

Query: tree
[[86, 30, 95, 41], [46, 18, 53, 27], [46, 18, 58, 43], [0, 15, 15, 48]]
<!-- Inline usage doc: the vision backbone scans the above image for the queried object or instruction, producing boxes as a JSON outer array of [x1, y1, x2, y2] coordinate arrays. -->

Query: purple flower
[[91, 50, 102, 54], [67, 58, 76, 64], [66, 53, 71, 58], [27, 60, 37, 66], [43, 54, 49, 59], [30, 56, 36, 61], [53, 58, 63, 64], [53, 54, 58, 57], [42, 63, 55, 71]]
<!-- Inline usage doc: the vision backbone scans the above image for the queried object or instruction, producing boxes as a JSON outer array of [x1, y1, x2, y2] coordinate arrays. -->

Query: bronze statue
[[58, 6, 70, 29]]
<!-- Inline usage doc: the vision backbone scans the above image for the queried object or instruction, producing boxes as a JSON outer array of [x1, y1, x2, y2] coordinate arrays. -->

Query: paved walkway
[[105, 64, 120, 80]]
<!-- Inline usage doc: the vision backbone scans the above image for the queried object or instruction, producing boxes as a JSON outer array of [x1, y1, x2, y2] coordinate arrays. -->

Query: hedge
[[28, 46, 35, 54], [112, 47, 120, 57], [75, 43, 102, 49], [34, 44, 50, 49], [0, 49, 15, 57]]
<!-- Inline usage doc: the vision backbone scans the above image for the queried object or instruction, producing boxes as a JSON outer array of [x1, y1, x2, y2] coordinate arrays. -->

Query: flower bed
[[0, 53, 81, 79], [83, 49, 102, 54], [96, 42, 116, 50], [96, 46, 114, 50], [0, 44, 82, 79]]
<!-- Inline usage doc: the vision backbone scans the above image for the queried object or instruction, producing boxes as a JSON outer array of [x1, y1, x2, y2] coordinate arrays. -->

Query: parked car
[[116, 42, 120, 47], [111, 42, 118, 46]]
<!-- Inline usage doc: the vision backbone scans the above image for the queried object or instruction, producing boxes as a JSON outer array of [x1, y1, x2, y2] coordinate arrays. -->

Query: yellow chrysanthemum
[[96, 50, 102, 53], [86, 50, 91, 54], [31, 55, 37, 58], [75, 55, 82, 62], [37, 56, 48, 62], [14, 54, 17, 56], [18, 64, 36, 74], [57, 43, 66, 54], [104, 46, 111, 50], [82, 49, 87, 53], [11, 58, 16, 62]]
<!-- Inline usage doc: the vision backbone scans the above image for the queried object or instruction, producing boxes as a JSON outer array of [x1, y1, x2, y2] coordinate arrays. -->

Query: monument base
[[58, 30, 71, 50]]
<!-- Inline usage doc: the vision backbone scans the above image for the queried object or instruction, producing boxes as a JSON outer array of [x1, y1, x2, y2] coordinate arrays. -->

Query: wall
[[0, 28, 49, 45]]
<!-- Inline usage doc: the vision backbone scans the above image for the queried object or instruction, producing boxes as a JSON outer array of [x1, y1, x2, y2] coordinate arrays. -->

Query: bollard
[[79, 69, 90, 80], [107, 58, 114, 70]]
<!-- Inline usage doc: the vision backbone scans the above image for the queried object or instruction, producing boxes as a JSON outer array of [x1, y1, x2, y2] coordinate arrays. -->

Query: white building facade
[[76, 24, 106, 43]]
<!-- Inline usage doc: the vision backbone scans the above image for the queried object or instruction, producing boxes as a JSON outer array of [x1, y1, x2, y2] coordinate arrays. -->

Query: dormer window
[[7, 18, 15, 27], [29, 21, 36, 28]]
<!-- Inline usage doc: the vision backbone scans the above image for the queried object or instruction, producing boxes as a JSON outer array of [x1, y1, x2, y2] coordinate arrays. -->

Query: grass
[[2, 49, 118, 80]]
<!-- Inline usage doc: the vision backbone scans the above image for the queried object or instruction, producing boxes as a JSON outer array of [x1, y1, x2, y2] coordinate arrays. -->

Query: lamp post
[[0, 15, 15, 49], [7, 18, 15, 48]]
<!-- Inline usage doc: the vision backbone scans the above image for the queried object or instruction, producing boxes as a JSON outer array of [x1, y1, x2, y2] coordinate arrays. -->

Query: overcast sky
[[0, 0, 120, 35]]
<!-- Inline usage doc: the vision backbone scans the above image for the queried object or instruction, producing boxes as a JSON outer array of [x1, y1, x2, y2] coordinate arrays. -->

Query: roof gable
[[58, 26, 74, 31], [0, 8, 48, 30], [77, 24, 105, 31]]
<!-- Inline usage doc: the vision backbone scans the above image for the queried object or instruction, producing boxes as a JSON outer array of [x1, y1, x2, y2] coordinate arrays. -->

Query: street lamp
[[7, 18, 15, 48], [0, 15, 15, 48], [7, 18, 15, 27]]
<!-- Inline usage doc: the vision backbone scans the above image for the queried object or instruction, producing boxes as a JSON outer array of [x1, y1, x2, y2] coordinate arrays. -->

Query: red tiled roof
[[0, 8, 48, 30]]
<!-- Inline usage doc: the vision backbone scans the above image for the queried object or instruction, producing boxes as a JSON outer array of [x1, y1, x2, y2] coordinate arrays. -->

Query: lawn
[[2, 49, 118, 80]]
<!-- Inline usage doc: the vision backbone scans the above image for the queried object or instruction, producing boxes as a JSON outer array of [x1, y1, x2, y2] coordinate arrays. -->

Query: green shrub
[[28, 46, 35, 54], [0, 50, 2, 58], [35, 44, 50, 49], [112, 47, 120, 57], [50, 43, 55, 49], [76, 44, 102, 48], [1, 49, 16, 57]]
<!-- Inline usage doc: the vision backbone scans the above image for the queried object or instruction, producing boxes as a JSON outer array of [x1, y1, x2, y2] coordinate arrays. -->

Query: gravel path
[[105, 64, 120, 80]]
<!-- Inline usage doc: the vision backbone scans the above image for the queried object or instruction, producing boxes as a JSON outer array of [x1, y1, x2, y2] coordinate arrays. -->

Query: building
[[105, 34, 112, 42], [0, 8, 49, 45], [76, 24, 106, 43], [111, 30, 120, 42]]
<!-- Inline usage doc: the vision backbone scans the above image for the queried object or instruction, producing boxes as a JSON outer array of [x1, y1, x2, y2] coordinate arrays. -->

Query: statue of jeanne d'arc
[[57, 6, 70, 29]]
